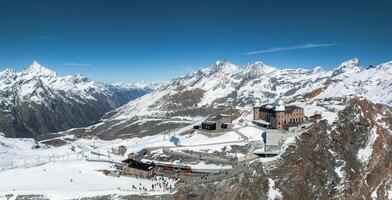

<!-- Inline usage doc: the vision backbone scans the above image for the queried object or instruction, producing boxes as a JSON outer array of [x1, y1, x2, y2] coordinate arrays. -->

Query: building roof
[[202, 121, 216, 125], [122, 159, 156, 171], [285, 105, 303, 111], [255, 104, 303, 112]]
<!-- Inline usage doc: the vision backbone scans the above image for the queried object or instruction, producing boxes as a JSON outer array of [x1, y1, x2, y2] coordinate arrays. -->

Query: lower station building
[[122, 159, 157, 178], [253, 98, 304, 129], [201, 114, 232, 130]]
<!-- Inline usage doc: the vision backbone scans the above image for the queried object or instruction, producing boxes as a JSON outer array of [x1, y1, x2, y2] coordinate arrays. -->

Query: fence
[[0, 151, 86, 171]]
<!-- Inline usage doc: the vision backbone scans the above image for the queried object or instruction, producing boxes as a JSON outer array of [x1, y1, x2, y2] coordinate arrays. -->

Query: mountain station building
[[253, 98, 304, 129], [121, 158, 157, 178]]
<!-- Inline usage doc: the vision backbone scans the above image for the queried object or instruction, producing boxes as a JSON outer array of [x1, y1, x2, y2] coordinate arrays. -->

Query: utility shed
[[170, 136, 180, 146], [122, 159, 156, 178]]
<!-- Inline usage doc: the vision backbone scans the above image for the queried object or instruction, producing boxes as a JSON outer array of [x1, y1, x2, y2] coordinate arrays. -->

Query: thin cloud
[[244, 43, 339, 55], [64, 63, 92, 67]]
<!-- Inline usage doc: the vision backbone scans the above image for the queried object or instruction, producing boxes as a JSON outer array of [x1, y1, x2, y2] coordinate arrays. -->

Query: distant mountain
[[331, 57, 363, 76], [64, 58, 392, 139], [0, 61, 152, 138]]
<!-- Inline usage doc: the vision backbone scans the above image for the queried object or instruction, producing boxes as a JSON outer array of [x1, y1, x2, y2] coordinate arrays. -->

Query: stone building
[[253, 98, 304, 129], [111, 145, 127, 156]]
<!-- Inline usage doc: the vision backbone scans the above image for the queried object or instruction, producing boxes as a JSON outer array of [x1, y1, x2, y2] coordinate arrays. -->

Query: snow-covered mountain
[[0, 61, 152, 138], [63, 58, 392, 139]]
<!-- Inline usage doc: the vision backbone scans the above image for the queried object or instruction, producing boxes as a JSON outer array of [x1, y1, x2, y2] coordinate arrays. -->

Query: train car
[[163, 164, 174, 172]]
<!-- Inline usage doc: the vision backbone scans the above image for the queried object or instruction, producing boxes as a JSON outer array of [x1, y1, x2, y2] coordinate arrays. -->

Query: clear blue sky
[[0, 0, 391, 82]]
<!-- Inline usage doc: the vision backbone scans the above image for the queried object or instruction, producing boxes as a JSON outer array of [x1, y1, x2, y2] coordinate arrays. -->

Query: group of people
[[147, 176, 175, 192], [119, 176, 176, 193]]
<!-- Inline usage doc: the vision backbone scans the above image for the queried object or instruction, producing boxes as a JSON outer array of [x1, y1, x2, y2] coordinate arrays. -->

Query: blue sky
[[0, 0, 391, 82]]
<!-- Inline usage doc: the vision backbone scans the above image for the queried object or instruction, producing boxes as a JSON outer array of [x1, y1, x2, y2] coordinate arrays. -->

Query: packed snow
[[0, 161, 175, 199], [267, 178, 282, 200], [357, 127, 379, 164], [238, 126, 264, 141]]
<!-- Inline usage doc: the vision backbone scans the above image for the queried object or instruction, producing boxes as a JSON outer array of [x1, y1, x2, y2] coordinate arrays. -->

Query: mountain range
[[0, 61, 153, 138], [51, 57, 392, 140], [1, 58, 391, 139], [1, 58, 392, 199]]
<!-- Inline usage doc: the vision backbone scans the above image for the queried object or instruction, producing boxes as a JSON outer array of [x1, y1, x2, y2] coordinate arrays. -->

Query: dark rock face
[[176, 162, 269, 200], [0, 87, 149, 138], [176, 97, 392, 200]]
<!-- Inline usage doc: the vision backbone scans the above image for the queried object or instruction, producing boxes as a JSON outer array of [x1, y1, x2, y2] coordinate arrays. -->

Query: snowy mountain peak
[[312, 66, 324, 73], [339, 57, 361, 68], [23, 61, 57, 77], [243, 61, 276, 76], [212, 60, 239, 74], [333, 58, 363, 76], [377, 60, 392, 70], [0, 68, 16, 78]]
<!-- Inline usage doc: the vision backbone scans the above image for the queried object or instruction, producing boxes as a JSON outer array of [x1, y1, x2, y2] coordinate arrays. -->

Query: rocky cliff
[[176, 97, 392, 200]]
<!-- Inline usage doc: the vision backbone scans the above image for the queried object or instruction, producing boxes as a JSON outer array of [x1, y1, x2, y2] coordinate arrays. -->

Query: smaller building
[[111, 145, 127, 156], [122, 159, 156, 178], [311, 111, 322, 123], [201, 114, 232, 130], [170, 136, 180, 146]]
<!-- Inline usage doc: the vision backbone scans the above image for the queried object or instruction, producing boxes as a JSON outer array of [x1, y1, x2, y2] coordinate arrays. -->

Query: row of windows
[[277, 118, 303, 125]]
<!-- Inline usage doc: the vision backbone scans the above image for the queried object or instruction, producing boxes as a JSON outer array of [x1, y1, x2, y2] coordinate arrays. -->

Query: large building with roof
[[121, 158, 157, 178], [253, 98, 304, 129]]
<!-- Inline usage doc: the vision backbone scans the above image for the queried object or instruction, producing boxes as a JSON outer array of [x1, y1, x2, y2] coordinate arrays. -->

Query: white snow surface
[[0, 133, 184, 199], [0, 161, 175, 199], [357, 127, 379, 164], [238, 126, 264, 141], [268, 177, 282, 200]]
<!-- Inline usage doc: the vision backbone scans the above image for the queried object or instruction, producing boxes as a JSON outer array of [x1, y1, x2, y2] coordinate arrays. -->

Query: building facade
[[201, 114, 232, 130], [122, 158, 156, 178], [253, 98, 304, 129]]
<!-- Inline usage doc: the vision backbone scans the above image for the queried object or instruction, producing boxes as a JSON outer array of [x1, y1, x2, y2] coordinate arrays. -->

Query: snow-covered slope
[[320, 61, 392, 105], [0, 61, 152, 138], [62, 58, 392, 139]]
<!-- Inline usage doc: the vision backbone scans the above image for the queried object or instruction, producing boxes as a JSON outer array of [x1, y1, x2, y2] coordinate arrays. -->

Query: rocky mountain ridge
[[0, 61, 153, 138], [176, 97, 392, 200], [63, 58, 392, 139]]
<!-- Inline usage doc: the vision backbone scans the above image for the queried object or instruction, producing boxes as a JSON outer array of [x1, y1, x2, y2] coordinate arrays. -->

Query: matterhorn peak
[[23, 61, 56, 77], [338, 58, 361, 68], [332, 58, 363, 76]]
